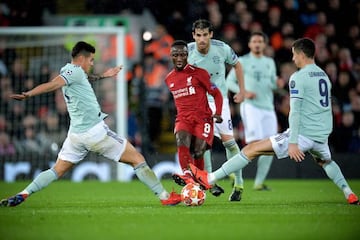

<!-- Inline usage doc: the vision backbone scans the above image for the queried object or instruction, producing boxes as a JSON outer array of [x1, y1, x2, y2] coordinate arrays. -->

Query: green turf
[[1, 179, 359, 240]]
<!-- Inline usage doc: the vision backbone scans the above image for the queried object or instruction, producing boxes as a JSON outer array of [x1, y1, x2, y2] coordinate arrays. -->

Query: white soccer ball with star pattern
[[181, 182, 206, 206]]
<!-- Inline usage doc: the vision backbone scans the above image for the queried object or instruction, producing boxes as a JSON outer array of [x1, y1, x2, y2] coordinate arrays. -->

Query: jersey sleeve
[[225, 66, 240, 93], [60, 66, 82, 85], [224, 43, 239, 66], [269, 59, 278, 90], [288, 72, 304, 143], [198, 69, 223, 115]]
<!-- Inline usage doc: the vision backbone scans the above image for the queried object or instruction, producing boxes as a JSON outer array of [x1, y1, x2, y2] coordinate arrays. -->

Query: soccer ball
[[181, 182, 206, 206]]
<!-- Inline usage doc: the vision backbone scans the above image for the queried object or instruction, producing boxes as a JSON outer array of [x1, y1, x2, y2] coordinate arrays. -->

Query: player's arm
[[200, 69, 223, 123], [288, 78, 305, 162], [288, 97, 305, 162], [207, 83, 223, 123], [232, 61, 245, 103], [225, 68, 240, 94], [211, 86, 223, 123], [10, 75, 66, 101], [88, 65, 123, 82]]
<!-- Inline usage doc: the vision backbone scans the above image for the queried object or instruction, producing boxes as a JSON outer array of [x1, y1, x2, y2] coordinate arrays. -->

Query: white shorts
[[58, 121, 127, 164], [270, 129, 332, 160], [240, 102, 277, 143], [208, 98, 234, 138]]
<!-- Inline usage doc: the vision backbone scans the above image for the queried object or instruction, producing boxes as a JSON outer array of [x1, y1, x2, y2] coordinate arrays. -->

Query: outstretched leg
[[317, 158, 359, 205], [0, 159, 71, 207]]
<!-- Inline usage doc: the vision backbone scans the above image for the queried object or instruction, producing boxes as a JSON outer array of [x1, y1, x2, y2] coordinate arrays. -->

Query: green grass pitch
[[1, 179, 359, 240]]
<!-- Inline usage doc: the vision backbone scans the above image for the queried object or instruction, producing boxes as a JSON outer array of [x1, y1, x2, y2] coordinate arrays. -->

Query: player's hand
[[245, 91, 256, 99], [103, 65, 123, 78], [213, 114, 223, 123], [233, 92, 245, 103], [10, 92, 30, 101], [276, 77, 286, 89], [288, 143, 305, 162]]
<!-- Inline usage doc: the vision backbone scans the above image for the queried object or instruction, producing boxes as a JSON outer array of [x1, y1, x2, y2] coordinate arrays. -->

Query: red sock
[[194, 157, 204, 170], [178, 146, 194, 172]]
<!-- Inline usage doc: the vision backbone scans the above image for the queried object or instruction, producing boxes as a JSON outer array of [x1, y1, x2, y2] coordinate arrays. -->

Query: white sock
[[203, 150, 212, 172], [23, 168, 58, 195], [158, 190, 170, 200], [211, 151, 250, 184], [254, 155, 273, 187], [322, 161, 353, 198], [134, 162, 166, 199], [223, 139, 243, 187]]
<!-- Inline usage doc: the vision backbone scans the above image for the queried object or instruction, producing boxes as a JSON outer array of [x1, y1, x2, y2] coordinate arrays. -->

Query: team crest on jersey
[[290, 80, 295, 88], [289, 80, 298, 94], [213, 56, 220, 64], [65, 70, 73, 76], [187, 76, 192, 86]]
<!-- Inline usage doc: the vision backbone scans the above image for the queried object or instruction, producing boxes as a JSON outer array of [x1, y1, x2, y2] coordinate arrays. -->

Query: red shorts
[[174, 115, 214, 146]]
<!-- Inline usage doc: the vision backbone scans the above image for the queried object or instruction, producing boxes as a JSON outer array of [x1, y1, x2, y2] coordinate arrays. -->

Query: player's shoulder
[[60, 63, 82, 80], [262, 55, 275, 62], [239, 53, 251, 60], [210, 39, 228, 47], [165, 69, 176, 81], [289, 68, 302, 81], [299, 64, 326, 77], [263, 56, 276, 67], [188, 42, 196, 52], [62, 63, 83, 72], [187, 64, 207, 73], [187, 64, 210, 78]]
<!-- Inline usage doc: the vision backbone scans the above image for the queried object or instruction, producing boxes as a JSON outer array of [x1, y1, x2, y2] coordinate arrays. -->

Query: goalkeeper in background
[[1, 41, 182, 207]]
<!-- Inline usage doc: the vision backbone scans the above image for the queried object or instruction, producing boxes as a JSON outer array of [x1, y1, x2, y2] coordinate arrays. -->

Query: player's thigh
[[243, 138, 274, 160], [95, 130, 128, 163], [269, 129, 290, 159], [304, 138, 332, 161], [175, 128, 193, 147], [240, 103, 277, 142], [262, 110, 278, 137], [215, 103, 234, 138], [58, 134, 88, 165], [120, 141, 145, 166]]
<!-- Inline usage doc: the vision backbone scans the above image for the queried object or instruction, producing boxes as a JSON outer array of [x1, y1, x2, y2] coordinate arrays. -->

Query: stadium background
[[0, 0, 359, 182]]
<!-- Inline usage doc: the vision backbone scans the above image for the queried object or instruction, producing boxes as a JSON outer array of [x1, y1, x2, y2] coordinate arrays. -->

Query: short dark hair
[[71, 41, 95, 58], [171, 40, 188, 48], [292, 38, 315, 58], [249, 31, 268, 43], [192, 19, 213, 33]]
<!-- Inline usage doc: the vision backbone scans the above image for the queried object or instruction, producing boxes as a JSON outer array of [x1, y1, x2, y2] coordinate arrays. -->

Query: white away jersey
[[60, 63, 107, 133]]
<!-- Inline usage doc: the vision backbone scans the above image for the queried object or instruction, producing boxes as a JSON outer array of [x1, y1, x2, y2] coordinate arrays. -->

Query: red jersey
[[165, 64, 222, 119], [165, 64, 223, 146]]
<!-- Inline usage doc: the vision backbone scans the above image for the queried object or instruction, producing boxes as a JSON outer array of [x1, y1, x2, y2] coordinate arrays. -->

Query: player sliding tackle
[[188, 38, 359, 205], [1, 41, 182, 207]]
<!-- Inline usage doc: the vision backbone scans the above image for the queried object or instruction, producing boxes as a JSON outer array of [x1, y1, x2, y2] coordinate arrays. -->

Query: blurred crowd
[[0, 0, 360, 160]]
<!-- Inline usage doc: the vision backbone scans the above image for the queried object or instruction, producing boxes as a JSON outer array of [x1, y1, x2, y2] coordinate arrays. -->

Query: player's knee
[[175, 135, 190, 147], [242, 144, 256, 161], [120, 144, 145, 167], [314, 157, 330, 167], [193, 149, 205, 159]]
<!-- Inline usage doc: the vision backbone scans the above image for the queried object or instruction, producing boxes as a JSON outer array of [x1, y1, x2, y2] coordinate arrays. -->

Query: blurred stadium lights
[[142, 30, 152, 42]]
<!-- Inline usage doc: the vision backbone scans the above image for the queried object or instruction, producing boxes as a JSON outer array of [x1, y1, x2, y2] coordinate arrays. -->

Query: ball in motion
[[181, 182, 206, 206]]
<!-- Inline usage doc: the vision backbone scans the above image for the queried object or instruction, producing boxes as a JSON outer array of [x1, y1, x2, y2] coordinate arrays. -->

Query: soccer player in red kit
[[165, 40, 223, 186]]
